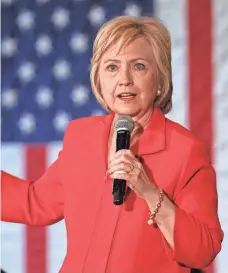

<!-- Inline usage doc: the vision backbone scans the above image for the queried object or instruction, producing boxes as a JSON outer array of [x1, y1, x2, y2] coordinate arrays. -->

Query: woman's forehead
[[101, 38, 154, 62]]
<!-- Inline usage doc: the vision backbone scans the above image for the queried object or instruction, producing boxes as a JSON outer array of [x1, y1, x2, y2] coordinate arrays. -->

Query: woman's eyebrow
[[104, 57, 149, 64], [129, 57, 149, 63], [104, 59, 121, 64]]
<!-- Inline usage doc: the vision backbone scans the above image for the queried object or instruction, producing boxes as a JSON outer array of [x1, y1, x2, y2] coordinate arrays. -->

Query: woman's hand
[[108, 149, 175, 249], [108, 149, 157, 201]]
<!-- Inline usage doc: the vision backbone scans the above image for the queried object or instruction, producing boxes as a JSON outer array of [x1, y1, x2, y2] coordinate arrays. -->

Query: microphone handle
[[113, 130, 130, 205]]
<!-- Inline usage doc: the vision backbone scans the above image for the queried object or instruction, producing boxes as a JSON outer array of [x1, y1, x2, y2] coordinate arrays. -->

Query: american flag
[[1, 0, 228, 272]]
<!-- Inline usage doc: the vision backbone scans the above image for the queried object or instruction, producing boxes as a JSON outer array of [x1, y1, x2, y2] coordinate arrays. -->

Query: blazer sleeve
[[162, 141, 224, 269], [1, 153, 64, 226]]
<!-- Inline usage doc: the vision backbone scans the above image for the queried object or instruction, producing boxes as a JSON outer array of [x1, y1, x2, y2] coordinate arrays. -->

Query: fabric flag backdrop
[[1, 0, 228, 272]]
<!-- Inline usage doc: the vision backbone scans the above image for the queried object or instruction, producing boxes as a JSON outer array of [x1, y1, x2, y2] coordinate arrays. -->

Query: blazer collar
[[100, 107, 166, 156]]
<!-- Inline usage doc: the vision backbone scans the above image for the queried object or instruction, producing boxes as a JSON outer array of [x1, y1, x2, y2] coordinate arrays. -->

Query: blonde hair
[[90, 15, 173, 114]]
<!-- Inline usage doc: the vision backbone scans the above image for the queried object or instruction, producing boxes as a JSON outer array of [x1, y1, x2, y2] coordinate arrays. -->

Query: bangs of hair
[[91, 22, 146, 65]]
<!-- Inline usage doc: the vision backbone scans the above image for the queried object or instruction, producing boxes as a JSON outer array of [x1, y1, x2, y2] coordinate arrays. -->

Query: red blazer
[[1, 108, 223, 273]]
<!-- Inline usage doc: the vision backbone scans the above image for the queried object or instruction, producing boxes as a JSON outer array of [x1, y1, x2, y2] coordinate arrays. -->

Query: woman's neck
[[130, 108, 153, 137]]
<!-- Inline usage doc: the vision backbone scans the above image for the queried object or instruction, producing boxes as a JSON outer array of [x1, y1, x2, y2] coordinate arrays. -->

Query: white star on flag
[[2, 89, 18, 109], [70, 33, 89, 53], [17, 10, 35, 31], [53, 111, 71, 132], [88, 5, 106, 27], [2, 37, 18, 58], [36, 0, 51, 5], [1, 0, 15, 6], [18, 113, 36, 134], [72, 0, 85, 2], [18, 62, 36, 82], [51, 7, 70, 30], [53, 60, 71, 80], [124, 3, 142, 17], [35, 34, 53, 56], [71, 85, 90, 106], [36, 87, 53, 108]]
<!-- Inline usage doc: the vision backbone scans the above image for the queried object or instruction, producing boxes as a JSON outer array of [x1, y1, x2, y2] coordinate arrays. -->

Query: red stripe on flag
[[25, 145, 47, 273], [188, 1, 214, 273], [188, 0, 213, 155]]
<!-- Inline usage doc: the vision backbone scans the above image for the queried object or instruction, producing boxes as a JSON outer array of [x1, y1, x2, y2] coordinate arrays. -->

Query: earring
[[157, 90, 161, 97]]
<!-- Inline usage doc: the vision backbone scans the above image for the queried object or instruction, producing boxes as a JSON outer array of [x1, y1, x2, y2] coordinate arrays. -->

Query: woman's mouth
[[117, 93, 136, 102]]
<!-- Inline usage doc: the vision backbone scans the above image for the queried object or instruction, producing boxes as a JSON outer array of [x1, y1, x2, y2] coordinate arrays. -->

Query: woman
[[1, 15, 223, 273]]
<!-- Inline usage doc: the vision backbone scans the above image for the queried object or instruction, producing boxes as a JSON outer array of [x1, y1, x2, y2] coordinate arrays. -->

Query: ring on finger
[[127, 164, 134, 173]]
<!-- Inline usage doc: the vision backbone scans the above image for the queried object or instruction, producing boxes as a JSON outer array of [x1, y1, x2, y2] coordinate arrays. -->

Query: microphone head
[[115, 115, 134, 133]]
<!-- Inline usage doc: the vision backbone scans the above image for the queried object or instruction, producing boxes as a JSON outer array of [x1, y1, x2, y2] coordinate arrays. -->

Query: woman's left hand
[[108, 149, 157, 201]]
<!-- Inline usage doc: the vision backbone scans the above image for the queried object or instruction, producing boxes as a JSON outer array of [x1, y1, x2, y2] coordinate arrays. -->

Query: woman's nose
[[118, 68, 133, 86]]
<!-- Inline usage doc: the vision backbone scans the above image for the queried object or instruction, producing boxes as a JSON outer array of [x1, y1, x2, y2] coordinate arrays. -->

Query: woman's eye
[[135, 63, 145, 70], [107, 64, 118, 71]]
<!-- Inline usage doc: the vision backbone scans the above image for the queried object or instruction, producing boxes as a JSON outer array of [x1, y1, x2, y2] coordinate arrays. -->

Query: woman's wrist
[[144, 187, 175, 225]]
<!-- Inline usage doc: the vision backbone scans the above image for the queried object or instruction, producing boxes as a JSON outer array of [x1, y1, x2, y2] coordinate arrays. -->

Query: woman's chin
[[114, 107, 140, 117]]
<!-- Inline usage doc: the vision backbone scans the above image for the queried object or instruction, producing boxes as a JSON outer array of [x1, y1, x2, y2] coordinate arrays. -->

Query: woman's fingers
[[110, 172, 138, 192], [110, 171, 132, 180], [108, 160, 134, 174], [108, 150, 137, 170], [109, 150, 135, 163]]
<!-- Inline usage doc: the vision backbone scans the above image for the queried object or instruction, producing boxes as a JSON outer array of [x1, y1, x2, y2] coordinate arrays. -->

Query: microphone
[[112, 115, 134, 205]]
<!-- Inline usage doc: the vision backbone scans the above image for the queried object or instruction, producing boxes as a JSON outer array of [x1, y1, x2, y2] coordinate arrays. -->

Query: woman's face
[[98, 37, 157, 119]]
